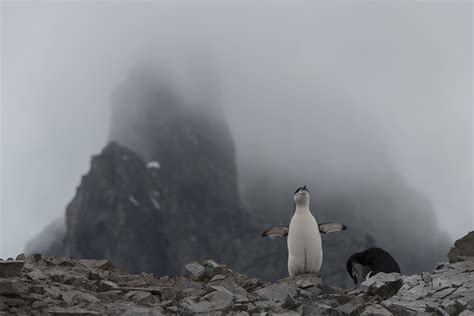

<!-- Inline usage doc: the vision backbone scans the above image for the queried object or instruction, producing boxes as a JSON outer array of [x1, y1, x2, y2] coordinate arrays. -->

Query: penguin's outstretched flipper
[[261, 226, 289, 237], [318, 222, 347, 234]]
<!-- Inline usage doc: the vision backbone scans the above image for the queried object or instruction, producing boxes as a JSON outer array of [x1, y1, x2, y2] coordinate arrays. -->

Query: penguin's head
[[346, 253, 368, 285], [294, 185, 310, 206], [346, 259, 359, 285]]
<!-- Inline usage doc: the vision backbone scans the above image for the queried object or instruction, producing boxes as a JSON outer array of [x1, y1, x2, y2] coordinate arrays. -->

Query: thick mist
[[1, 2, 472, 259]]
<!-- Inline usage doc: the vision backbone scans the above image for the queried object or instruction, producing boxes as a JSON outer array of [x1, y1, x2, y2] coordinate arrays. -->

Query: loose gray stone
[[437, 307, 450, 316], [0, 299, 7, 311], [96, 290, 122, 301], [213, 277, 247, 295], [298, 288, 314, 299], [0, 260, 24, 277], [234, 294, 249, 304], [382, 296, 438, 314], [228, 312, 249, 316], [185, 290, 233, 313], [121, 307, 165, 316], [0, 278, 26, 295], [420, 272, 432, 283], [360, 272, 403, 299], [3, 235, 474, 316], [27, 253, 43, 263], [47, 307, 101, 315], [78, 259, 113, 270], [165, 306, 178, 312], [210, 285, 234, 296], [448, 231, 474, 263], [210, 274, 227, 282], [26, 269, 48, 281], [336, 301, 365, 316], [282, 294, 299, 310], [318, 282, 344, 295], [177, 287, 206, 299], [130, 291, 157, 305], [451, 259, 474, 273], [180, 296, 198, 308], [254, 280, 297, 302], [322, 293, 352, 305], [62, 290, 100, 306], [361, 304, 393, 315], [203, 260, 226, 278], [301, 301, 334, 315], [182, 262, 205, 281], [432, 287, 457, 299], [95, 280, 118, 292], [203, 290, 234, 303], [292, 274, 321, 289], [441, 299, 464, 315]]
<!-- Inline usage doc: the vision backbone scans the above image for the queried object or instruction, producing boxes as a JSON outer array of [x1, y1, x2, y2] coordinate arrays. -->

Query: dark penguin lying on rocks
[[346, 247, 401, 285]]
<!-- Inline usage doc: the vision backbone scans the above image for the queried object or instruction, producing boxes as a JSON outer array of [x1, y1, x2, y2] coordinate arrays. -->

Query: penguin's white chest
[[287, 209, 323, 276]]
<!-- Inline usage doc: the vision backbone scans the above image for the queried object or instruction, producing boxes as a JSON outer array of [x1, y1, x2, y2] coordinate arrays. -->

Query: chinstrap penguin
[[262, 186, 347, 277], [346, 247, 401, 285]]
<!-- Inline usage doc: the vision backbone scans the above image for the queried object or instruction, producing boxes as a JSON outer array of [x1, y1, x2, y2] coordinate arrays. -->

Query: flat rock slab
[[185, 290, 233, 314], [0, 261, 24, 277], [448, 231, 474, 263], [121, 307, 165, 316], [203, 260, 226, 278], [301, 301, 335, 315], [77, 259, 121, 272], [382, 296, 438, 314], [62, 290, 100, 306], [361, 304, 393, 315], [26, 269, 48, 281], [182, 262, 205, 281], [360, 272, 403, 299], [212, 277, 247, 295], [94, 280, 118, 292], [291, 274, 321, 289], [0, 278, 26, 295], [47, 307, 101, 315], [255, 280, 298, 302]]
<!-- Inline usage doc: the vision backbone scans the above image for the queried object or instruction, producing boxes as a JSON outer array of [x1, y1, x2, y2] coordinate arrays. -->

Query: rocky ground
[[1, 232, 473, 315]]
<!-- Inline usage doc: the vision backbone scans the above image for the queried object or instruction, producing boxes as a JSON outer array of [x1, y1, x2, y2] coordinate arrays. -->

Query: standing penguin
[[346, 247, 401, 285], [262, 186, 347, 276]]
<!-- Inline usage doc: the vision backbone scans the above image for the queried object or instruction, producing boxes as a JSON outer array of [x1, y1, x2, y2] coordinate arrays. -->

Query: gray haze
[[1, 1, 472, 258]]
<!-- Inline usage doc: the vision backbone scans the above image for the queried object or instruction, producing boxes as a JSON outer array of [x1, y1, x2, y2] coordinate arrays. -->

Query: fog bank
[[1, 2, 472, 258]]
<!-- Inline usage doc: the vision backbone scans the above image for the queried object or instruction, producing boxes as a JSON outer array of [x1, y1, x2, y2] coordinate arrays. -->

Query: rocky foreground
[[1, 232, 474, 315]]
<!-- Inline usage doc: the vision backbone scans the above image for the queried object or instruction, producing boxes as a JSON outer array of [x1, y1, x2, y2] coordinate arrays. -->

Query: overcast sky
[[1, 1, 472, 258]]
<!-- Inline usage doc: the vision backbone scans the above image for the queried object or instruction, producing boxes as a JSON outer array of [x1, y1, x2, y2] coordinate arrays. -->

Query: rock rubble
[[1, 234, 473, 316]]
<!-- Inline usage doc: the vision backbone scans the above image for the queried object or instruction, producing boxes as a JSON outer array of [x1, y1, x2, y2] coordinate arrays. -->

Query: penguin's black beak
[[303, 185, 307, 191], [351, 274, 358, 285]]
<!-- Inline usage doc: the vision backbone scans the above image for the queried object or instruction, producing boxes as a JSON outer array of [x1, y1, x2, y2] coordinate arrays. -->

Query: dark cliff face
[[108, 69, 239, 211], [53, 69, 251, 276], [60, 141, 250, 277], [62, 142, 168, 274]]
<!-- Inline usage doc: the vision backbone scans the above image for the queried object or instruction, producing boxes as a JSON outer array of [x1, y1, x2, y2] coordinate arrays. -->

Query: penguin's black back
[[348, 247, 401, 276]]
